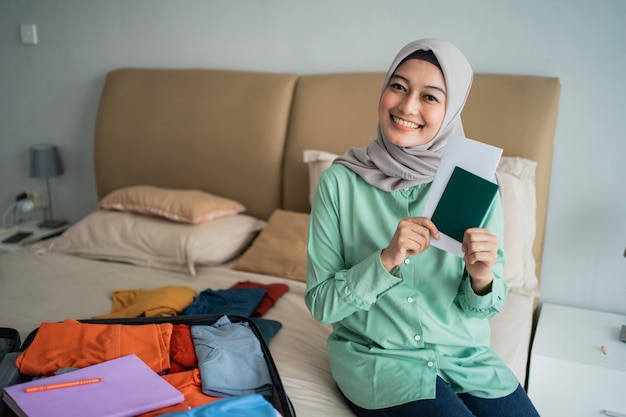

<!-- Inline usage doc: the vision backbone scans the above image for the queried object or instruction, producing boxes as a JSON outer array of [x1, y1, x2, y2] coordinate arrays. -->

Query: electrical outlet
[[24, 189, 43, 209], [20, 24, 38, 45], [17, 200, 35, 213]]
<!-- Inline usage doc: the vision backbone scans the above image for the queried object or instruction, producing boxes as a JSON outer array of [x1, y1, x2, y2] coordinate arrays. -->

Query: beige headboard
[[95, 69, 298, 220], [282, 73, 560, 283], [94, 69, 560, 283]]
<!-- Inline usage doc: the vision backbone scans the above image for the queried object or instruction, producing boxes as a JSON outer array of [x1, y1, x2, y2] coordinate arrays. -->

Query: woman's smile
[[391, 115, 421, 130]]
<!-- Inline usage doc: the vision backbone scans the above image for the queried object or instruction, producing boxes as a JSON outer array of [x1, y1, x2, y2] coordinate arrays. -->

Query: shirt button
[[414, 334, 421, 342], [427, 361, 434, 368], [407, 297, 414, 303], [404, 258, 411, 265]]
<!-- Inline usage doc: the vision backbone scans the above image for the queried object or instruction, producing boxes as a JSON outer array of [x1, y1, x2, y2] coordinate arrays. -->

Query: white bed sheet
[[0, 245, 534, 416]]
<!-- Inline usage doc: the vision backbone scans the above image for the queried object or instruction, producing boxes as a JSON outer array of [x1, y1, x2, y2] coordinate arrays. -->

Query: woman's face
[[378, 58, 447, 147]]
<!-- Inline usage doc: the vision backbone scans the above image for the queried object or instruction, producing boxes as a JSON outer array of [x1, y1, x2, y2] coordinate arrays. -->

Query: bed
[[0, 68, 560, 416]]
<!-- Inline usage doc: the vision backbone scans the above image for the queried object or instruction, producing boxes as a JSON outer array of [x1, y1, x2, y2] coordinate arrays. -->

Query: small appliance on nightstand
[[527, 303, 626, 417], [0, 220, 69, 254]]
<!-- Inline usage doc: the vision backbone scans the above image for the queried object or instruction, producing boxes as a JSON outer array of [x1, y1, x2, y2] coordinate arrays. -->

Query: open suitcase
[[0, 328, 21, 417], [3, 315, 296, 417]]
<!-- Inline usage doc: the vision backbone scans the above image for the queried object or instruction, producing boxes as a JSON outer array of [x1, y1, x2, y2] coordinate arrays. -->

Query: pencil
[[24, 377, 104, 393]]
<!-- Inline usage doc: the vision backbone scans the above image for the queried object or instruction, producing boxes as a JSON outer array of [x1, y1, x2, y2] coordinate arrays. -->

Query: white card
[[422, 135, 503, 257]]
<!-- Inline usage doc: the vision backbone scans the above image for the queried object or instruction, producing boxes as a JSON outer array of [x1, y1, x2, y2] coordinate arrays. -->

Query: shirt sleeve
[[305, 170, 401, 324], [455, 188, 508, 318]]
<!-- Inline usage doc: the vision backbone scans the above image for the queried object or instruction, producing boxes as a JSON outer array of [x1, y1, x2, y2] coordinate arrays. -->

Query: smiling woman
[[305, 38, 541, 417]]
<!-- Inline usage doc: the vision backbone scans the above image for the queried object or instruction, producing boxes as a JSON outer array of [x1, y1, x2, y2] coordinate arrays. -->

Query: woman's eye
[[390, 83, 407, 92], [424, 94, 439, 102]]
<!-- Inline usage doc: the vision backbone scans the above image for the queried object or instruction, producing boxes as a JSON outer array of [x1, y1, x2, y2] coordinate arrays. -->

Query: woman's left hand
[[462, 228, 498, 295]]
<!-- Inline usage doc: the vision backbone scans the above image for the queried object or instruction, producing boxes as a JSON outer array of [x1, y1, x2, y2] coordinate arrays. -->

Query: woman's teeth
[[392, 116, 419, 129]]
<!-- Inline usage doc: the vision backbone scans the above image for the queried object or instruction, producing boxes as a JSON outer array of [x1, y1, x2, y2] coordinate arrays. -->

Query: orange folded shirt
[[16, 319, 173, 376]]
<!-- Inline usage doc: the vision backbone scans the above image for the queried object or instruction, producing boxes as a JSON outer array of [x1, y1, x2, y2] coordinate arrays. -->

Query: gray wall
[[1, 0, 625, 314]]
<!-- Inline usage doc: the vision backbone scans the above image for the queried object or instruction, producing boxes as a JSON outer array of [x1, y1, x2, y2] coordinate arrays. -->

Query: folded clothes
[[158, 394, 277, 417], [169, 324, 198, 373], [138, 369, 221, 417], [250, 318, 282, 345], [230, 281, 289, 316], [191, 315, 272, 398], [182, 288, 266, 317], [15, 319, 172, 376], [168, 319, 280, 377], [93, 285, 198, 319]]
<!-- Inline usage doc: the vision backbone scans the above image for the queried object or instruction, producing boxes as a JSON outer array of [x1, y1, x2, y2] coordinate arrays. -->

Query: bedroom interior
[[0, 64, 557, 417], [1, 1, 625, 417]]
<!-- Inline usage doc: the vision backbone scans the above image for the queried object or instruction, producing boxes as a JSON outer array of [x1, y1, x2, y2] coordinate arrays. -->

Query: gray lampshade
[[30, 144, 63, 178]]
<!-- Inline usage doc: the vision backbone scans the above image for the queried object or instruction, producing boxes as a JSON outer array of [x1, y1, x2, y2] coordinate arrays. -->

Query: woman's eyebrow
[[390, 74, 446, 95], [425, 85, 446, 95], [390, 74, 409, 84]]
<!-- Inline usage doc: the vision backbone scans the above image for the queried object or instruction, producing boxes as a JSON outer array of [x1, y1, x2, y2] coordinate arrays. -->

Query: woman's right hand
[[380, 217, 440, 271]]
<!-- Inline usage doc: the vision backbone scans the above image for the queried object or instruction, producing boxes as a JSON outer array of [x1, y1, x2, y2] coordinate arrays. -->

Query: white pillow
[[303, 149, 338, 206], [35, 210, 266, 276], [497, 157, 539, 296], [303, 149, 540, 297]]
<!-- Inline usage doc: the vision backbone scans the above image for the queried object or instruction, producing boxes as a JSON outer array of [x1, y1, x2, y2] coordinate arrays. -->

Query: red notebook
[[3, 354, 184, 417]]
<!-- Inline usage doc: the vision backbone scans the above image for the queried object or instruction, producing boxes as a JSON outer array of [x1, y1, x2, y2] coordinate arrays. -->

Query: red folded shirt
[[169, 324, 198, 373], [230, 281, 289, 316]]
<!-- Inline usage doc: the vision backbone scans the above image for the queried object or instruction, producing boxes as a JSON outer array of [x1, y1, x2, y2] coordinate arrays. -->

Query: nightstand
[[0, 219, 70, 254], [527, 303, 626, 417]]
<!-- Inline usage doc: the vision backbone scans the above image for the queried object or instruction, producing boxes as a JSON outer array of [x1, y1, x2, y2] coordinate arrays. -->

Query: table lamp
[[29, 144, 68, 229]]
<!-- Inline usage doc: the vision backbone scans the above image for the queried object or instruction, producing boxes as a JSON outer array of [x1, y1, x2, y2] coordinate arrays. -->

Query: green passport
[[431, 166, 499, 242]]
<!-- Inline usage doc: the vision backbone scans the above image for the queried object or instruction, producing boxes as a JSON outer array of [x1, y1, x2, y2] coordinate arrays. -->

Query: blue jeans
[[343, 377, 541, 417]]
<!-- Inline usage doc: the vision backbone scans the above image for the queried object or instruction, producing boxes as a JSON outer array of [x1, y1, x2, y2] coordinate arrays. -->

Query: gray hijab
[[335, 38, 473, 191]]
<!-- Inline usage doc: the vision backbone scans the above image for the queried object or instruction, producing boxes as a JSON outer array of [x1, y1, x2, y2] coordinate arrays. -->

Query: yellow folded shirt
[[94, 285, 198, 319]]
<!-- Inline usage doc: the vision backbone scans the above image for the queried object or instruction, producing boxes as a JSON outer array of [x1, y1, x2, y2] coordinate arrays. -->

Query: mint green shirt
[[305, 164, 519, 409]]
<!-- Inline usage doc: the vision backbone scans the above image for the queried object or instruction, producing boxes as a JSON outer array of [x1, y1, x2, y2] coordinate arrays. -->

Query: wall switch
[[20, 24, 38, 45]]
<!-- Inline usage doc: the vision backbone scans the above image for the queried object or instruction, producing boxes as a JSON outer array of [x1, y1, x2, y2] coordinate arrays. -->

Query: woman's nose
[[397, 95, 419, 115]]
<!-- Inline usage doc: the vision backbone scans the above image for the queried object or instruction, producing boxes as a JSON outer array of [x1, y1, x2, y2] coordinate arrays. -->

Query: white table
[[0, 220, 69, 254], [527, 303, 626, 417]]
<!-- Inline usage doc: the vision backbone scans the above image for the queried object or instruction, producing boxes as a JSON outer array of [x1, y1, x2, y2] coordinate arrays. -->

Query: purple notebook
[[3, 354, 184, 417]]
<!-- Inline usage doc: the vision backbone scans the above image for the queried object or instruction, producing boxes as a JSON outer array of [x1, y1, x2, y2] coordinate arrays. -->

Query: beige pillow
[[233, 209, 310, 282], [99, 185, 245, 224], [303, 149, 540, 297], [37, 210, 265, 275]]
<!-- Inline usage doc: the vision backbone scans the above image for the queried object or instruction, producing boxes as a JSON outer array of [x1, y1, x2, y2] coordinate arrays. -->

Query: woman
[[305, 38, 540, 417]]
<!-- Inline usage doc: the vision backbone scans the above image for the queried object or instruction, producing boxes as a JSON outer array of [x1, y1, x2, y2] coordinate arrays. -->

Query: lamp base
[[38, 219, 68, 229]]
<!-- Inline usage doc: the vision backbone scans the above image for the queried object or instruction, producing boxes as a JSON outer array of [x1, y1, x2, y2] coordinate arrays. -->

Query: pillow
[[496, 157, 539, 297], [36, 210, 266, 275], [233, 209, 310, 282], [303, 149, 540, 297], [99, 185, 245, 224], [303, 149, 338, 206]]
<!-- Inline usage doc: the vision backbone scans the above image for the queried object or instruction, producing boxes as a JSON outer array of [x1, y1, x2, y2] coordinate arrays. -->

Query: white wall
[[1, 0, 625, 314]]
